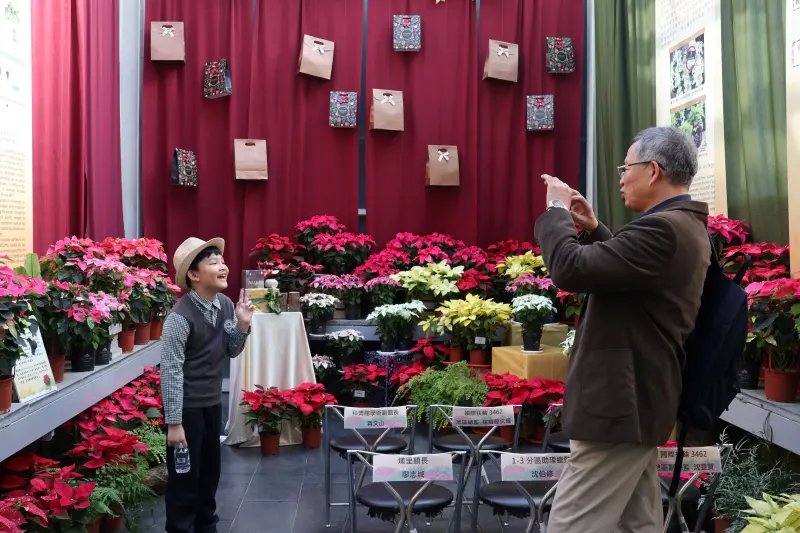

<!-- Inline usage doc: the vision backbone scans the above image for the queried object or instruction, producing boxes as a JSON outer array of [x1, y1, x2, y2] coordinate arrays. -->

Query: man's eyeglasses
[[616, 160, 654, 180]]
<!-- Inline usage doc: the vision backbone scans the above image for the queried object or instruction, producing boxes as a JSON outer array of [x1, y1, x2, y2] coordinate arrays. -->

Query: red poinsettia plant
[[450, 246, 490, 271], [240, 385, 293, 436], [483, 373, 565, 423], [0, 453, 59, 492], [0, 493, 49, 533], [24, 465, 96, 529], [707, 214, 750, 256], [341, 364, 387, 393], [286, 382, 337, 430], [294, 215, 347, 248], [257, 258, 323, 293], [457, 269, 493, 297], [251, 234, 304, 263], [101, 237, 168, 272], [408, 338, 448, 367], [745, 278, 800, 371], [556, 289, 584, 324], [486, 240, 537, 264], [389, 359, 431, 389], [67, 426, 147, 470], [307, 233, 376, 275], [353, 249, 410, 280], [414, 246, 451, 265]]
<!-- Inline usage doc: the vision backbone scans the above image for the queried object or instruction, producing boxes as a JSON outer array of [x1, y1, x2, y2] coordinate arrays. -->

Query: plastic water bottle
[[174, 444, 190, 474]]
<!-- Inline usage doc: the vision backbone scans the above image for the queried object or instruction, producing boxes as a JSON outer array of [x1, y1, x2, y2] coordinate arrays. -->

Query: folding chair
[[540, 402, 568, 453], [473, 449, 570, 533], [346, 450, 467, 533], [427, 404, 522, 531], [323, 405, 418, 527]]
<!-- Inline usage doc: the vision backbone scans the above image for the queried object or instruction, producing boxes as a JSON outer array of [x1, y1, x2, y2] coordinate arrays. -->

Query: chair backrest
[[346, 450, 468, 533], [541, 402, 563, 452], [324, 404, 419, 454], [428, 404, 523, 454]]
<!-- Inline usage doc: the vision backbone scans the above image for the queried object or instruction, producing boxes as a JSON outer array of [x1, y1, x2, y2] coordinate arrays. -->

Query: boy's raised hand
[[235, 289, 254, 330]]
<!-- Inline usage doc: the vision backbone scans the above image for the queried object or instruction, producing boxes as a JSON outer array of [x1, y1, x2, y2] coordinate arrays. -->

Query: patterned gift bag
[[171, 149, 197, 187], [546, 37, 575, 74], [526, 95, 555, 131], [393, 15, 421, 51], [203, 58, 232, 99], [329, 92, 358, 128]]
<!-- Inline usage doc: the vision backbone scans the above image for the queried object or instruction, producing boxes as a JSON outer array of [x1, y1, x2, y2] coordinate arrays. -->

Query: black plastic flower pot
[[95, 342, 112, 366], [379, 339, 397, 353], [396, 338, 414, 351], [71, 346, 96, 372], [310, 320, 327, 335], [345, 304, 360, 320], [737, 359, 761, 389], [522, 331, 542, 352]]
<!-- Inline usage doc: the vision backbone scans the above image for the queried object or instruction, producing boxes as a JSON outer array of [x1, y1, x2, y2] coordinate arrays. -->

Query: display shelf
[[0, 342, 161, 462], [720, 389, 800, 455]]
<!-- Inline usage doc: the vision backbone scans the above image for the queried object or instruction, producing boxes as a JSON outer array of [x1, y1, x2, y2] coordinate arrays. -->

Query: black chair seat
[[479, 480, 558, 511], [356, 482, 454, 512], [547, 433, 571, 453], [432, 433, 510, 453], [329, 434, 407, 455]]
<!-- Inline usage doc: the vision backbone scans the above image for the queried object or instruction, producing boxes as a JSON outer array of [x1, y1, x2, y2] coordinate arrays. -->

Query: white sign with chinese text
[[343, 407, 408, 429], [500, 453, 570, 481], [13, 324, 57, 403], [452, 406, 515, 427], [656, 446, 722, 475], [373, 454, 453, 483]]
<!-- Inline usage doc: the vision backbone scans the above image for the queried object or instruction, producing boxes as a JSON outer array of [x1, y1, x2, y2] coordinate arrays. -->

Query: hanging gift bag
[[234, 139, 268, 180], [329, 92, 358, 128], [483, 39, 519, 82], [425, 145, 460, 187], [150, 21, 185, 61], [203, 58, 232, 98], [393, 15, 421, 51], [546, 37, 576, 74], [369, 89, 404, 131], [171, 149, 197, 187], [526, 95, 555, 131], [298, 35, 335, 80]]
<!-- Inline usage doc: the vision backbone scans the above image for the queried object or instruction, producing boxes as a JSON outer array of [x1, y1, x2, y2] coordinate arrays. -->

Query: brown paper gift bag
[[151, 21, 185, 62], [425, 145, 460, 187], [234, 139, 268, 180], [370, 89, 404, 131], [297, 35, 335, 80], [483, 39, 519, 82]]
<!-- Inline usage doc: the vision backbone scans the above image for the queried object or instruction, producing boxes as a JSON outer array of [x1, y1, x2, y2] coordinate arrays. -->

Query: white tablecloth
[[223, 312, 316, 447]]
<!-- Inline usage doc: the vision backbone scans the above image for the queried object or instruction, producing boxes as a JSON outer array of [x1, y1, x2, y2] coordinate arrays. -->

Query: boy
[[160, 237, 253, 533]]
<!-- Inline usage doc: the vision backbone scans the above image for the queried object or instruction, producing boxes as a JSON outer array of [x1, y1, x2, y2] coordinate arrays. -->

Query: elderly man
[[535, 127, 710, 533]]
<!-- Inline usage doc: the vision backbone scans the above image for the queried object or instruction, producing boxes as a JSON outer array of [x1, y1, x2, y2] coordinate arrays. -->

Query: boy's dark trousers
[[165, 404, 222, 533]]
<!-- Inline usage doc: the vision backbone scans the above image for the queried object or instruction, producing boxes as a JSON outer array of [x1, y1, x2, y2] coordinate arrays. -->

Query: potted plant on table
[[420, 306, 468, 363], [326, 329, 364, 365], [745, 278, 800, 402], [123, 270, 154, 346], [287, 382, 337, 449], [366, 301, 426, 352], [454, 295, 511, 365], [86, 292, 126, 366], [511, 294, 557, 352], [300, 293, 338, 335], [38, 280, 76, 383], [341, 363, 387, 407], [240, 385, 290, 456]]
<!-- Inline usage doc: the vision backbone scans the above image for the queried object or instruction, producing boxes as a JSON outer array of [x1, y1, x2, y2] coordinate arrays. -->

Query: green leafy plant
[[249, 289, 282, 314], [397, 362, 488, 429], [92, 455, 156, 533], [326, 329, 364, 364], [129, 424, 167, 467]]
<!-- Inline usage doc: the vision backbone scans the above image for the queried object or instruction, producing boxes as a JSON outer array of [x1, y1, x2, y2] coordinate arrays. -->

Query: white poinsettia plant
[[366, 301, 426, 342], [311, 355, 336, 382], [561, 329, 575, 356], [326, 329, 365, 363], [300, 292, 338, 321], [511, 294, 556, 335]]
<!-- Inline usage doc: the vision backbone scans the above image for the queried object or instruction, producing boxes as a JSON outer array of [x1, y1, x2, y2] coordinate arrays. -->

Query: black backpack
[[668, 235, 750, 500]]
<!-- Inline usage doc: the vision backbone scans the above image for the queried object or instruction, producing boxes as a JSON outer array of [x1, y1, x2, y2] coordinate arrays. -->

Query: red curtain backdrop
[[32, 0, 123, 253], [241, 0, 361, 258], [365, 0, 479, 247], [141, 0, 252, 294], [476, 0, 584, 245]]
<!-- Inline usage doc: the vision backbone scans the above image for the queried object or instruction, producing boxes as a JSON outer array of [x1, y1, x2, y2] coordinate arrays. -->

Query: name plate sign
[[452, 406, 515, 427], [501, 453, 571, 481], [373, 454, 453, 483], [343, 407, 408, 429], [656, 446, 722, 474]]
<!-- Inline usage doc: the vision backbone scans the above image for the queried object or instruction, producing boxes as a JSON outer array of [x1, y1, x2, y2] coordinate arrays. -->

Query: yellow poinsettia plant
[[741, 493, 800, 533], [391, 261, 464, 300], [421, 294, 512, 350], [496, 251, 547, 280]]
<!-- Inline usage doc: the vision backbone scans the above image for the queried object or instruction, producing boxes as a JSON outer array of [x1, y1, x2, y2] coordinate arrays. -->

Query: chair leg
[[325, 448, 331, 527]]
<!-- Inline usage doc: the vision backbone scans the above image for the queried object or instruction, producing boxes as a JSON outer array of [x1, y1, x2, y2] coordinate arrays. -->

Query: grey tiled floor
[[136, 418, 543, 533]]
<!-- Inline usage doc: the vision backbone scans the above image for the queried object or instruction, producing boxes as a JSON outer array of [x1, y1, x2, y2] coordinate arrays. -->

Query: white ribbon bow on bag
[[496, 45, 510, 57], [381, 94, 396, 106], [313, 43, 326, 54], [161, 26, 175, 37], [437, 150, 450, 162]]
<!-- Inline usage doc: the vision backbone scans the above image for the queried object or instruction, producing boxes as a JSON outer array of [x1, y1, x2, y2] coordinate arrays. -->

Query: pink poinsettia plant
[[307, 233, 376, 275], [251, 234, 304, 263], [506, 273, 556, 297], [364, 276, 402, 306], [450, 246, 490, 270], [101, 237, 168, 272], [310, 274, 363, 306], [294, 215, 347, 248], [0, 260, 49, 378], [707, 214, 750, 255]]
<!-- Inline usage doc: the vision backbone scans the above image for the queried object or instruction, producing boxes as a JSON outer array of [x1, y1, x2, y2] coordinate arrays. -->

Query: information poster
[[788, 0, 800, 278], [13, 323, 57, 403], [655, 0, 727, 215], [0, 0, 32, 266]]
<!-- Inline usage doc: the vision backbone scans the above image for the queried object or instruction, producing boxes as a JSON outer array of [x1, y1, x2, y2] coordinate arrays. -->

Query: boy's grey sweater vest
[[170, 294, 234, 409]]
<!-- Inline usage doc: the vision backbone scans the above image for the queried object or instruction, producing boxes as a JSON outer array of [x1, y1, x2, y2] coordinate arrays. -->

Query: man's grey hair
[[631, 127, 698, 187]]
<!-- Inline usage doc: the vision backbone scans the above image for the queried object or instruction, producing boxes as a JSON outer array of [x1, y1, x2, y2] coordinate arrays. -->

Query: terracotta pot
[[134, 322, 152, 345], [353, 400, 370, 408], [302, 427, 322, 449], [150, 319, 164, 341], [764, 368, 799, 403], [499, 425, 516, 444], [469, 349, 490, 366], [448, 346, 464, 363], [86, 518, 102, 533], [118, 330, 135, 352], [713, 512, 732, 533], [100, 504, 124, 533], [259, 432, 281, 456], [48, 354, 66, 383], [0, 375, 13, 415]]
